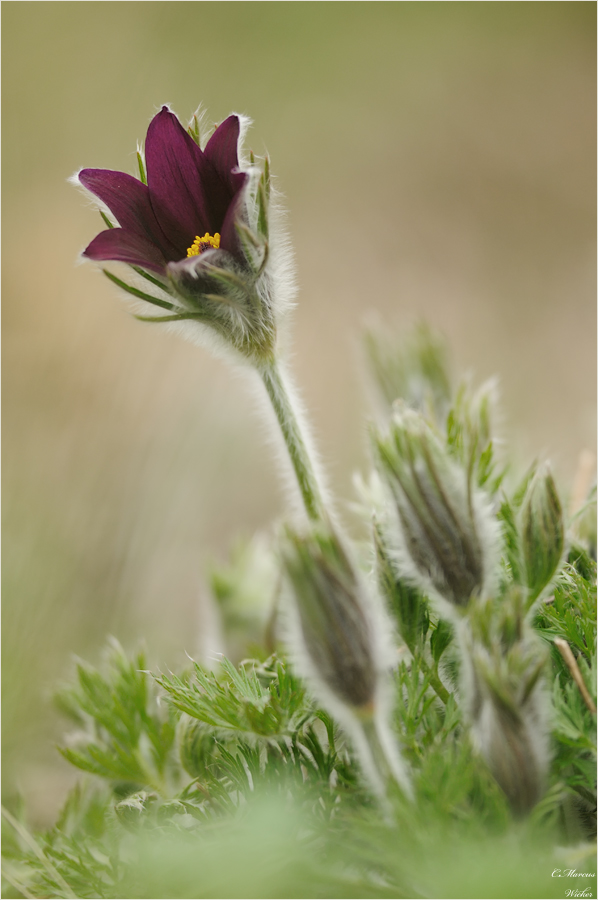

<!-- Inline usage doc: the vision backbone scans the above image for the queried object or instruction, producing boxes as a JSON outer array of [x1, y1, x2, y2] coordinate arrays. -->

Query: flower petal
[[145, 107, 217, 253], [204, 115, 241, 193], [79, 168, 180, 261], [83, 228, 167, 273], [219, 173, 248, 257]]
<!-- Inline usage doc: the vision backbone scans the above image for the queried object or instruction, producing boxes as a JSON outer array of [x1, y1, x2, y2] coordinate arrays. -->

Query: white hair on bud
[[350, 469, 388, 529], [473, 483, 503, 596], [262, 179, 298, 323], [226, 110, 298, 326]]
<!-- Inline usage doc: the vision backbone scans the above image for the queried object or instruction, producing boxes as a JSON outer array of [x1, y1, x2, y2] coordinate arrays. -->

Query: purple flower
[[77, 105, 277, 362], [79, 106, 247, 275]]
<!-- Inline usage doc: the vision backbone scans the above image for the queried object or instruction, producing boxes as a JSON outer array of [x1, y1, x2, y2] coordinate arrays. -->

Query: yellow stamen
[[187, 232, 221, 257]]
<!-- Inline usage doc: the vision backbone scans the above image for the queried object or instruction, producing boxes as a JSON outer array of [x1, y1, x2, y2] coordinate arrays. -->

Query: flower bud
[[177, 715, 217, 780], [364, 322, 451, 424], [114, 791, 158, 830], [521, 467, 565, 604], [465, 588, 549, 816], [374, 406, 498, 613], [470, 679, 547, 816], [281, 525, 412, 800], [281, 527, 378, 712]]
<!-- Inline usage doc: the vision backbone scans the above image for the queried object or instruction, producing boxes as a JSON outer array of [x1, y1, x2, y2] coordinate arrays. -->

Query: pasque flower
[[80, 106, 247, 275], [77, 103, 327, 524], [77, 106, 277, 363]]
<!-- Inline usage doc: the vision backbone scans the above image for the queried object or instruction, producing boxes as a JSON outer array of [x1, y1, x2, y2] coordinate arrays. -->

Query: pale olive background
[[3, 2, 595, 823]]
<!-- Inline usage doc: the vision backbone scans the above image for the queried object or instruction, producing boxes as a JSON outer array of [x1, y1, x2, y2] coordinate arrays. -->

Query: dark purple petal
[[83, 228, 167, 273], [204, 116, 241, 194], [145, 107, 217, 252], [200, 164, 246, 246], [81, 108, 250, 274], [79, 168, 180, 261], [219, 173, 248, 258]]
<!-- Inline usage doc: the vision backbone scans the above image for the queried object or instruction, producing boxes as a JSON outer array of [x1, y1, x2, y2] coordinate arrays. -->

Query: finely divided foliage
[[2, 106, 596, 899]]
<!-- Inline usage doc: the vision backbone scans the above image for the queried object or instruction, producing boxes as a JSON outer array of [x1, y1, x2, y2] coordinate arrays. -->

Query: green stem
[[418, 656, 451, 704], [260, 361, 326, 522]]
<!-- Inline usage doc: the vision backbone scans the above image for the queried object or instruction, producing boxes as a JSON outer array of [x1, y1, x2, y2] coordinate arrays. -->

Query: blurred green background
[[3, 2, 595, 824]]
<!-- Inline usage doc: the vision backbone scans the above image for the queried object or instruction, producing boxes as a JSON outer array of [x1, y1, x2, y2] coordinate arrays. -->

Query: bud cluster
[[369, 366, 560, 818]]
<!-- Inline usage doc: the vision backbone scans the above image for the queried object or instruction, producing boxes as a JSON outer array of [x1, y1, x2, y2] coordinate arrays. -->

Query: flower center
[[187, 232, 221, 257]]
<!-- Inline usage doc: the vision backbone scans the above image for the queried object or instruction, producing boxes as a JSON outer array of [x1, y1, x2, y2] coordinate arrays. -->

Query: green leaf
[[102, 269, 175, 311], [137, 151, 147, 184], [430, 619, 453, 664], [256, 180, 268, 238], [130, 265, 170, 291]]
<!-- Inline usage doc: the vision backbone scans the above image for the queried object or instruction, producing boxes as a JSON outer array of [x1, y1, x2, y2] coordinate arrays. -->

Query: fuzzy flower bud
[[281, 525, 411, 799], [281, 527, 378, 712], [521, 466, 565, 604], [465, 588, 549, 816], [364, 322, 451, 424], [75, 106, 284, 365], [374, 406, 498, 613]]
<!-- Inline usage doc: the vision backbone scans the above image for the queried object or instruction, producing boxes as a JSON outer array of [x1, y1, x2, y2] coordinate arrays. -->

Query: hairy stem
[[260, 361, 326, 522]]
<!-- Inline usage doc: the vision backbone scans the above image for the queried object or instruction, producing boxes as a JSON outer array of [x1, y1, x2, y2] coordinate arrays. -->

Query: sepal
[[166, 247, 277, 363]]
